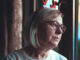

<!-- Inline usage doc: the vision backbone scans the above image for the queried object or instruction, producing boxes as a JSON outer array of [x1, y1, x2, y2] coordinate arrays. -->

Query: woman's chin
[[39, 40, 59, 50], [49, 41, 59, 48]]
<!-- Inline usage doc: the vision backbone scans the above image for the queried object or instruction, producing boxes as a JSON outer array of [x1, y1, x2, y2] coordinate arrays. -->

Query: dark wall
[[59, 0, 72, 60], [0, 0, 4, 56], [0, 1, 5, 60]]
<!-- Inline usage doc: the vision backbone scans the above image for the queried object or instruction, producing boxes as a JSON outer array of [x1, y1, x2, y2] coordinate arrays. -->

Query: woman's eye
[[52, 24, 57, 27], [61, 25, 66, 29]]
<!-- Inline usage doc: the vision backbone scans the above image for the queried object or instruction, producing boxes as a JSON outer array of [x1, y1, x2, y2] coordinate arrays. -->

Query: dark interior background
[[0, 0, 72, 60]]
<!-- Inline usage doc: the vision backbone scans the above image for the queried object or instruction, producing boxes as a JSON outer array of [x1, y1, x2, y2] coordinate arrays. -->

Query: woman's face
[[37, 15, 63, 49]]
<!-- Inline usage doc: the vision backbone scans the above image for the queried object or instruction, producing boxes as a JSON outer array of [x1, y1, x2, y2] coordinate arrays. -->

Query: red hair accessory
[[38, 0, 59, 11]]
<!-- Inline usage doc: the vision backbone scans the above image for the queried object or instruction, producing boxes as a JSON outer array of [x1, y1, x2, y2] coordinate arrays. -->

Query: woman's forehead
[[51, 15, 63, 24], [42, 14, 63, 24], [33, 9, 63, 25]]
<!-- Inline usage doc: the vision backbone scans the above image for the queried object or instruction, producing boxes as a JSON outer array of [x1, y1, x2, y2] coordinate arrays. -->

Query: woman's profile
[[5, 8, 67, 60]]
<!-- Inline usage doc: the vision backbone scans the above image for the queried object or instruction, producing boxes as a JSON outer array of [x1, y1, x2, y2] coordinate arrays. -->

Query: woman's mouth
[[53, 36, 60, 41]]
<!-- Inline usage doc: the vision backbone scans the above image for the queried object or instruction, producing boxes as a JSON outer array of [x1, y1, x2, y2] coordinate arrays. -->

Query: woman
[[5, 8, 67, 60]]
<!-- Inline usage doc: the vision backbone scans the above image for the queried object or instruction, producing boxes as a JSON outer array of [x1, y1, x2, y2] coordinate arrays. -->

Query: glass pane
[[78, 0, 80, 60], [73, 0, 75, 60], [78, 0, 80, 40]]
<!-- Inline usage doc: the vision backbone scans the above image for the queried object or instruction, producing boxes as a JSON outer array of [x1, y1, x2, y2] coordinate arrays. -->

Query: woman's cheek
[[45, 27, 55, 41]]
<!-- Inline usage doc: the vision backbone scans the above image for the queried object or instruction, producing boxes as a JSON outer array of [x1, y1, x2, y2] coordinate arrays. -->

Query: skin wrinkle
[[37, 14, 62, 50], [25, 8, 65, 59]]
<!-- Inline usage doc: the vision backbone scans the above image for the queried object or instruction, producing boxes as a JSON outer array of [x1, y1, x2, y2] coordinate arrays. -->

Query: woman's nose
[[55, 27, 63, 34]]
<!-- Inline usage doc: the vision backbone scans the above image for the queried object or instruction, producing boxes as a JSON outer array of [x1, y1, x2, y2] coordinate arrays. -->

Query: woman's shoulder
[[4, 48, 26, 60], [48, 50, 67, 60]]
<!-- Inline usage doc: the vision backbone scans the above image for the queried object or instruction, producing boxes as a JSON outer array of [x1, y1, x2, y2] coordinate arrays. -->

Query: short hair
[[23, 8, 63, 48]]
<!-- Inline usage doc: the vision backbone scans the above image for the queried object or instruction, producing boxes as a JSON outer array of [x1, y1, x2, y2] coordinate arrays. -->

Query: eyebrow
[[47, 20, 63, 25]]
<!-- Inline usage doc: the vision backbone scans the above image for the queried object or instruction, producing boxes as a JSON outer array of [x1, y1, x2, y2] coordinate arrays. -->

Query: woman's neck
[[24, 46, 49, 59], [32, 47, 49, 59]]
